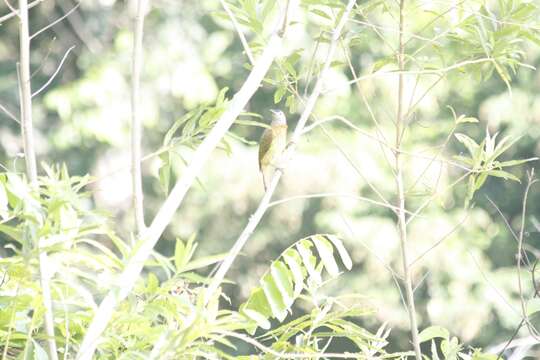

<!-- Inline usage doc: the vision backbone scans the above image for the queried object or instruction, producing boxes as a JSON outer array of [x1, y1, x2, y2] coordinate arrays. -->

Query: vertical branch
[[131, 0, 147, 233], [394, 1, 421, 359], [18, 0, 37, 184], [517, 170, 539, 338], [205, 0, 358, 303], [17, 0, 58, 359]]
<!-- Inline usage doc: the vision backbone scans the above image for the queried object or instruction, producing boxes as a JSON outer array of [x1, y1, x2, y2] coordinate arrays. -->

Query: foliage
[[0, 0, 539, 358]]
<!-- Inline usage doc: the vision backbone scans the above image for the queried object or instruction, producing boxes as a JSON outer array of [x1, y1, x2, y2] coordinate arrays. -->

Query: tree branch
[[17, 0, 58, 358], [394, 1, 422, 359], [204, 0, 358, 304], [0, 0, 45, 24], [32, 45, 76, 98], [131, 0, 148, 233], [75, 9, 289, 360]]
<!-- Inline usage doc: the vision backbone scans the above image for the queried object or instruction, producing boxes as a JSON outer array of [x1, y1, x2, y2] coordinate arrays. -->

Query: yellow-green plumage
[[258, 110, 287, 190]]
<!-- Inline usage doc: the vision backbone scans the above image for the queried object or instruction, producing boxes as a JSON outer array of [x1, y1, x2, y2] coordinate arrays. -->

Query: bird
[[258, 109, 288, 191]]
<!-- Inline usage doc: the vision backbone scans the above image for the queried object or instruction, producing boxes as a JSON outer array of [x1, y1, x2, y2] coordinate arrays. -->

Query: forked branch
[[205, 0, 358, 303], [75, 7, 290, 360]]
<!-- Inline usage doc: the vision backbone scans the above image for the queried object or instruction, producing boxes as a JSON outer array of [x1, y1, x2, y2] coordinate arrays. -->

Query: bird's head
[[270, 109, 287, 126]]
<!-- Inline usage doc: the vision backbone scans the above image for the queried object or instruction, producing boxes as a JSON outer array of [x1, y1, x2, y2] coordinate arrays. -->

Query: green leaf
[[283, 249, 305, 298], [455, 133, 479, 157], [242, 308, 271, 329], [441, 336, 460, 360], [158, 156, 171, 195], [326, 234, 353, 270], [526, 298, 540, 317], [453, 155, 474, 165], [310, 9, 332, 20], [234, 119, 270, 129], [274, 86, 287, 104], [261, 273, 287, 321], [372, 56, 395, 72], [465, 174, 476, 208], [475, 172, 489, 190], [147, 272, 159, 294], [418, 326, 450, 343], [243, 287, 272, 318], [312, 235, 339, 277], [486, 169, 520, 182], [456, 115, 479, 124], [180, 252, 228, 273], [296, 240, 322, 286], [215, 87, 229, 106], [489, 135, 522, 162], [174, 238, 186, 271], [498, 158, 538, 167], [270, 261, 294, 307], [471, 352, 498, 360], [0, 181, 8, 220]]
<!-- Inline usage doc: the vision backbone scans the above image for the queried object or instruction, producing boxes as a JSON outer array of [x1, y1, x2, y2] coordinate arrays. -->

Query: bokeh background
[[1, 0, 539, 355]]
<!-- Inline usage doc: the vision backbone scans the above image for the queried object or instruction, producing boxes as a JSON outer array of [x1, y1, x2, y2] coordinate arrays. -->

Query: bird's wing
[[258, 128, 273, 171]]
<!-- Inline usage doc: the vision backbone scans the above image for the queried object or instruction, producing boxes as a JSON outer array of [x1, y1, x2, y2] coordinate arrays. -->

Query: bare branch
[[219, 0, 254, 65], [394, 1, 421, 358], [32, 45, 76, 98], [30, 2, 81, 40], [323, 58, 496, 94], [410, 213, 469, 267], [75, 8, 290, 360], [17, 0, 58, 358], [516, 170, 540, 340], [268, 192, 416, 215], [131, 0, 148, 233], [205, 0, 358, 304], [0, 103, 19, 123], [0, 0, 46, 24]]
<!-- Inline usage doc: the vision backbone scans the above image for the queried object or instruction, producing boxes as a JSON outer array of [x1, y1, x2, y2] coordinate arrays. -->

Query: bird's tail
[[261, 171, 268, 191], [261, 167, 273, 192]]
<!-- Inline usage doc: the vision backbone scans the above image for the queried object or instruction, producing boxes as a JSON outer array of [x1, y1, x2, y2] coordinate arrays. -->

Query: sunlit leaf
[[419, 326, 450, 343]]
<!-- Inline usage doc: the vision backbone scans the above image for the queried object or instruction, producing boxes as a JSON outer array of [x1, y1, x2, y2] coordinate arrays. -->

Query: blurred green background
[[1, 0, 539, 355]]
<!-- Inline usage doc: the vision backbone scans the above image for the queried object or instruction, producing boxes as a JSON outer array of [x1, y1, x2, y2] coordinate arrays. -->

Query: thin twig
[[339, 38, 395, 176], [302, 115, 393, 149], [29, 2, 80, 40], [410, 212, 469, 267], [0, 103, 19, 123], [495, 319, 525, 359], [0, 0, 46, 24], [131, 0, 148, 233], [486, 195, 532, 269], [324, 58, 495, 94], [516, 170, 540, 340], [339, 212, 405, 286], [219, 0, 254, 65], [32, 45, 76, 98], [268, 192, 416, 216], [468, 250, 521, 317]]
